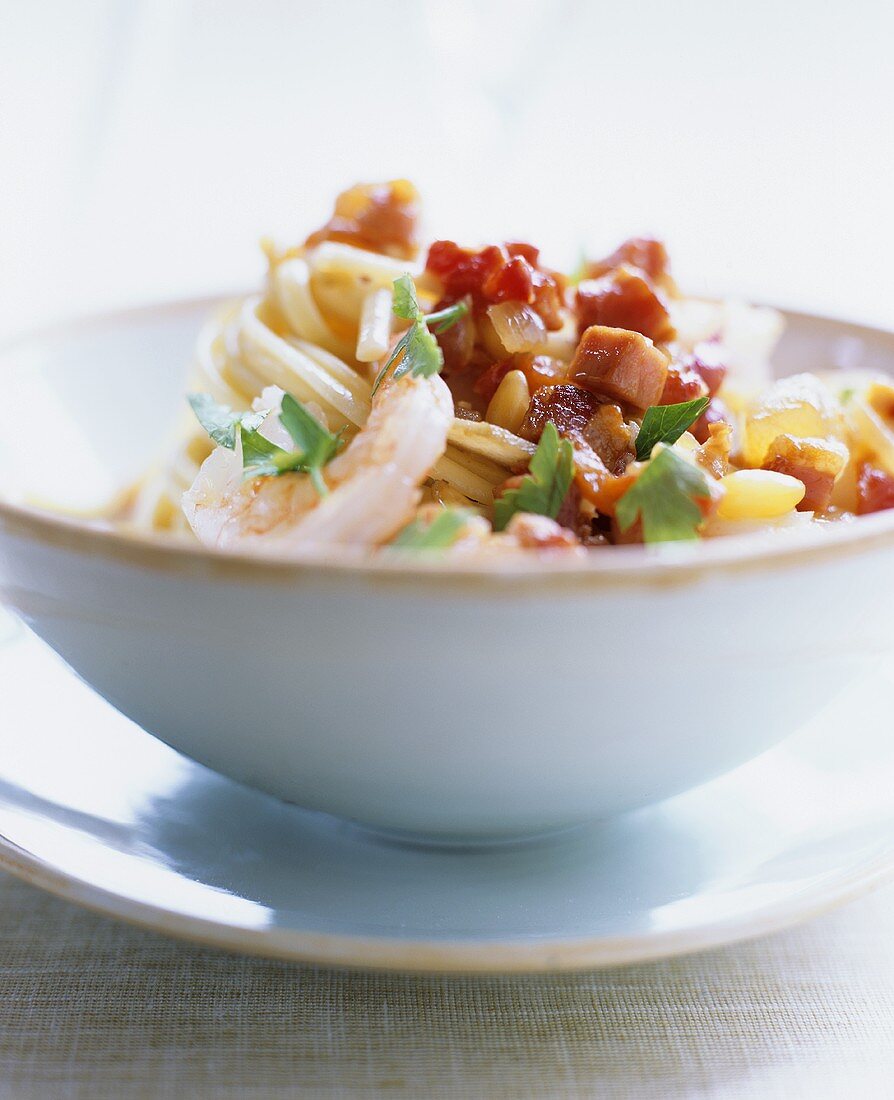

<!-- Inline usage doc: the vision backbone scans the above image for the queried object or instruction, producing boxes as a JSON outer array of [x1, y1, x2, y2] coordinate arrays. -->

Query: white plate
[[0, 612, 892, 973]]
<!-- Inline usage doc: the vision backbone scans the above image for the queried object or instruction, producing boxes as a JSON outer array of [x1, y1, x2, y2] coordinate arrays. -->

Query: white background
[[1, 0, 893, 339]]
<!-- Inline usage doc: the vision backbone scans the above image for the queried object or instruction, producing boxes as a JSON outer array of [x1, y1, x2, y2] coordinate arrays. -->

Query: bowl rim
[[2, 294, 894, 592]]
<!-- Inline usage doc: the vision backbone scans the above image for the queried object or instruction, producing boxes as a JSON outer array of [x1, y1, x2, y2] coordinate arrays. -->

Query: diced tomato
[[426, 241, 505, 298], [576, 266, 676, 344], [576, 463, 636, 517], [473, 359, 515, 401], [484, 255, 534, 303], [660, 363, 709, 406], [531, 275, 565, 331], [425, 240, 565, 330], [305, 180, 420, 260], [475, 353, 567, 406], [586, 237, 673, 290], [433, 300, 475, 374], [505, 241, 540, 265]]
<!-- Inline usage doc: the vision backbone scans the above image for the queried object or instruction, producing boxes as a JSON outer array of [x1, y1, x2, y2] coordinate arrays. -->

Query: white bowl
[[1, 299, 894, 840]]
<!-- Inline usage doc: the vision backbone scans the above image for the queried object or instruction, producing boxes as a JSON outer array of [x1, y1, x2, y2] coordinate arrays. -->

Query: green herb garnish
[[188, 393, 265, 449], [493, 422, 574, 532], [615, 445, 711, 543], [392, 507, 474, 550], [373, 274, 469, 393], [190, 390, 343, 497], [392, 273, 421, 320], [635, 396, 710, 461], [239, 425, 306, 478]]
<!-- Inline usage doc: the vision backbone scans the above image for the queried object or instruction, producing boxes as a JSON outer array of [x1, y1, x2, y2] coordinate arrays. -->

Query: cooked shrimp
[[183, 374, 454, 552]]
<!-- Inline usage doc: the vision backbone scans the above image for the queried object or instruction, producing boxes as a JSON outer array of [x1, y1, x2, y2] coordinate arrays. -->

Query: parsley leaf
[[278, 393, 343, 470], [235, 392, 343, 496], [615, 445, 711, 543], [392, 273, 420, 320], [188, 393, 265, 449], [493, 422, 574, 532], [392, 508, 474, 550], [635, 397, 710, 461], [240, 425, 306, 480], [373, 276, 469, 393], [393, 320, 442, 382], [190, 389, 342, 496]]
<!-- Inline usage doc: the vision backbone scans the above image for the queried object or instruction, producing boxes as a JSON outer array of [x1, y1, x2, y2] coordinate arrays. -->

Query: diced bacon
[[586, 237, 674, 291], [425, 240, 565, 330], [557, 491, 610, 547], [696, 421, 733, 478], [762, 434, 848, 513], [555, 480, 583, 531], [505, 512, 580, 549], [660, 363, 709, 406], [576, 266, 676, 344], [305, 180, 420, 260], [857, 463, 894, 515], [570, 325, 669, 411], [519, 384, 601, 443], [691, 397, 732, 444], [582, 403, 636, 475]]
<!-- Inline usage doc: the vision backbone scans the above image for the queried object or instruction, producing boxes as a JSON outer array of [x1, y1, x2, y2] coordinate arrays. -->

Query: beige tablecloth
[[0, 873, 891, 1098]]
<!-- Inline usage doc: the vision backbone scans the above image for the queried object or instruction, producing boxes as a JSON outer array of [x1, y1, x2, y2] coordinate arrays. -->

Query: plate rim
[[0, 822, 891, 974]]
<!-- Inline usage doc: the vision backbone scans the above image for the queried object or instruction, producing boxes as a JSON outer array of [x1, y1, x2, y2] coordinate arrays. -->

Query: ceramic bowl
[[1, 299, 893, 840]]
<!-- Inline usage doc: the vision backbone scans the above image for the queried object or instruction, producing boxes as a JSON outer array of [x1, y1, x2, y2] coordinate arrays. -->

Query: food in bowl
[[124, 180, 894, 559], [1, 280, 893, 837]]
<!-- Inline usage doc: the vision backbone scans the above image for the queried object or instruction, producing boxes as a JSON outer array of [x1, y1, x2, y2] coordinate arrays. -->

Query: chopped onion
[[487, 300, 547, 354], [356, 286, 393, 362], [538, 314, 579, 361], [849, 399, 894, 478]]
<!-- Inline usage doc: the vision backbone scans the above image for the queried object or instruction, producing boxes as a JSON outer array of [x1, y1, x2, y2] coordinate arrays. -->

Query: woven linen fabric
[[0, 875, 891, 1098]]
